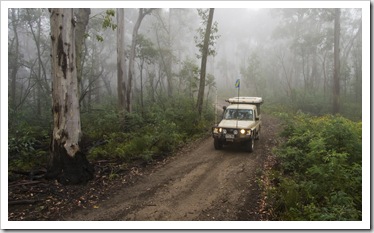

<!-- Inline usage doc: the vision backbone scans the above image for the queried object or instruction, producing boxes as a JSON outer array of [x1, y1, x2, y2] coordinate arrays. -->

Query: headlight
[[213, 128, 222, 134], [240, 129, 246, 134]]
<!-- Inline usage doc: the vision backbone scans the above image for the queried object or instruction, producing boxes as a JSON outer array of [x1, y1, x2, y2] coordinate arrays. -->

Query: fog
[[7, 7, 362, 118]]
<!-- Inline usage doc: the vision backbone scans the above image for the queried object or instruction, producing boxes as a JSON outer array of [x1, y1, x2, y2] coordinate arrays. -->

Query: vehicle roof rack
[[225, 97, 263, 104]]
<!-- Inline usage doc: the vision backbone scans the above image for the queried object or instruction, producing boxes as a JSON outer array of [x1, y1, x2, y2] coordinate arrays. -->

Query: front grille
[[226, 128, 234, 133]]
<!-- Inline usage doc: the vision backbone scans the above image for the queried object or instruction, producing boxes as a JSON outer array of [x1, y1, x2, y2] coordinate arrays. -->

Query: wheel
[[247, 136, 254, 152], [214, 138, 223, 150], [255, 128, 260, 140]]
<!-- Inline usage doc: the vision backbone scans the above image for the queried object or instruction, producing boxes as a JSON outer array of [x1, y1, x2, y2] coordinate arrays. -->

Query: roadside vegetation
[[262, 103, 362, 221], [83, 95, 214, 163], [8, 95, 214, 177]]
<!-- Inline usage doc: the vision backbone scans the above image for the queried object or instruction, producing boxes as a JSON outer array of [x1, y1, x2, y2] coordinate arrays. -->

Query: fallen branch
[[9, 180, 43, 187], [8, 199, 41, 206]]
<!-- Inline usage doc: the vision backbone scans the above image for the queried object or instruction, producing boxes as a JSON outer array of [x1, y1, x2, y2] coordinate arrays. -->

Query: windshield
[[223, 109, 254, 120]]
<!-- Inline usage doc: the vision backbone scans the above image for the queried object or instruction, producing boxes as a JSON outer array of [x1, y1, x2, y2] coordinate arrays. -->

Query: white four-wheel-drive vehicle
[[212, 97, 263, 152]]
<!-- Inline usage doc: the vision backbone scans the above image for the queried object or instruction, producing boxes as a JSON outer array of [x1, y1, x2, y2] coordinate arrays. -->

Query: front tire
[[214, 138, 223, 150], [247, 136, 254, 152]]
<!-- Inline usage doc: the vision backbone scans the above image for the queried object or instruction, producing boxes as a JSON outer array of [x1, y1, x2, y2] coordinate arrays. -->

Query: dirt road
[[64, 114, 280, 221]]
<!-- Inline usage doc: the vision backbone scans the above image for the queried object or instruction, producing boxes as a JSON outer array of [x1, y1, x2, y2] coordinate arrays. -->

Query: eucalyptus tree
[[135, 34, 157, 115], [146, 8, 199, 101], [332, 8, 341, 114], [272, 9, 329, 96], [338, 9, 362, 104], [70, 9, 117, 111], [351, 24, 362, 103], [153, 9, 174, 97], [127, 8, 154, 113], [195, 8, 219, 117], [47, 8, 93, 184], [8, 8, 20, 110], [75, 8, 91, 87], [117, 8, 127, 111], [270, 8, 361, 115]]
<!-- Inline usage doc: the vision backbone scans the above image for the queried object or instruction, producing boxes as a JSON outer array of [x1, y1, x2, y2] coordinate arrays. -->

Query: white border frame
[[1, 1, 370, 230]]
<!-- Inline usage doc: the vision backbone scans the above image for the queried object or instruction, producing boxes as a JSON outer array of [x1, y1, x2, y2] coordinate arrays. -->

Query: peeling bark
[[48, 8, 93, 185]]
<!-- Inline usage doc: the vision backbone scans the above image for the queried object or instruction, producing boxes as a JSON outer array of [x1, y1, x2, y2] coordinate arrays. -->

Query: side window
[[223, 110, 230, 119], [248, 110, 253, 120]]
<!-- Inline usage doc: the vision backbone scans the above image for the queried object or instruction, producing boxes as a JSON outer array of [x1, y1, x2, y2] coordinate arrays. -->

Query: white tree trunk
[[50, 8, 81, 157], [48, 8, 93, 184]]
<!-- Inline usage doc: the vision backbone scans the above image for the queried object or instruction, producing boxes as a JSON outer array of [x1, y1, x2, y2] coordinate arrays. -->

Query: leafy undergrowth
[[8, 96, 215, 221], [263, 113, 362, 220], [82, 96, 214, 163]]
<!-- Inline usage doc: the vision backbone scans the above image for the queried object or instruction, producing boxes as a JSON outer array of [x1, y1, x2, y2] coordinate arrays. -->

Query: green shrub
[[81, 107, 124, 140], [87, 95, 214, 163], [8, 118, 50, 171], [269, 113, 362, 220], [9, 94, 214, 173]]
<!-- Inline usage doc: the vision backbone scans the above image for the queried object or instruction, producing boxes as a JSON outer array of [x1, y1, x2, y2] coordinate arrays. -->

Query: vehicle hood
[[218, 120, 255, 129]]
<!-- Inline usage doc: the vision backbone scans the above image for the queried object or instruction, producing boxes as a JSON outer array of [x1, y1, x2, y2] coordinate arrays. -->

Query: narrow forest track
[[62, 114, 281, 221], [8, 114, 281, 221]]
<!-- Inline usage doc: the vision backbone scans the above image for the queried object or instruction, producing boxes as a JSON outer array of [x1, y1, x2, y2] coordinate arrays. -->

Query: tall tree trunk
[[75, 8, 91, 86], [127, 8, 153, 113], [332, 8, 341, 114], [196, 8, 214, 117], [166, 8, 173, 97], [101, 72, 113, 96], [47, 8, 93, 185], [311, 52, 318, 92], [36, 15, 42, 116], [155, 27, 172, 98], [319, 51, 328, 97], [353, 35, 362, 103], [10, 9, 19, 110], [117, 8, 127, 111], [140, 60, 145, 117]]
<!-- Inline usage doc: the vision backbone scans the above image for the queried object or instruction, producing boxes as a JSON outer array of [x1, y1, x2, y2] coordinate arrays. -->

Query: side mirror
[[255, 117, 260, 121], [223, 106, 227, 111]]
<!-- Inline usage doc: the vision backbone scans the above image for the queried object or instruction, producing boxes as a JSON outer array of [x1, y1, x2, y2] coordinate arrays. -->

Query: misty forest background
[[8, 8, 362, 220]]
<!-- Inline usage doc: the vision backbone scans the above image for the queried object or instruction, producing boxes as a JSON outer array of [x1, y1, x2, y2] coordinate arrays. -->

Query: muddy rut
[[64, 114, 280, 221]]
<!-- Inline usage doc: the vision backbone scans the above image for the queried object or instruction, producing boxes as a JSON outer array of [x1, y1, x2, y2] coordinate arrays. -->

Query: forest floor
[[8, 114, 281, 222]]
